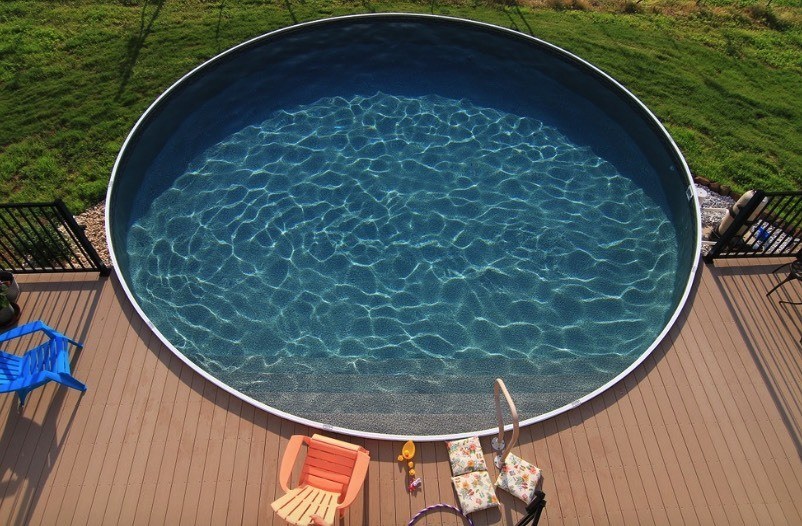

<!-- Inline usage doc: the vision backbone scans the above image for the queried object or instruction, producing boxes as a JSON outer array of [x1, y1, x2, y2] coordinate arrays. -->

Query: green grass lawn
[[1, 0, 800, 212]]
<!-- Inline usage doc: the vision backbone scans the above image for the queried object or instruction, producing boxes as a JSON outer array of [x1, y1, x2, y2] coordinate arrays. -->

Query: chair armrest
[[337, 450, 370, 510], [278, 435, 307, 493], [64, 337, 83, 349], [35, 323, 82, 347]]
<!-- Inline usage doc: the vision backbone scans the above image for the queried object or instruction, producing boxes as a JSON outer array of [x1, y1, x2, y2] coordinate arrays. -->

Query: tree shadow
[[512, 5, 535, 36], [215, 0, 226, 53], [116, 0, 166, 101], [283, 0, 298, 24], [503, 4, 535, 36]]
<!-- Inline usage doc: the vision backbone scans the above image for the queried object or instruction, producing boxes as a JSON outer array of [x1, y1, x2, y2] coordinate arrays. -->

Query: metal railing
[[704, 190, 802, 263], [0, 200, 110, 275]]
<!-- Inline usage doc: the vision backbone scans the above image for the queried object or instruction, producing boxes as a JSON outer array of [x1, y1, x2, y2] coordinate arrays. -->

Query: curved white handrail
[[492, 378, 519, 468]]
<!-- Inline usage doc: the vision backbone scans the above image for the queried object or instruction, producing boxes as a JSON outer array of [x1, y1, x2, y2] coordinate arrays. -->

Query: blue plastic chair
[[0, 320, 87, 410]]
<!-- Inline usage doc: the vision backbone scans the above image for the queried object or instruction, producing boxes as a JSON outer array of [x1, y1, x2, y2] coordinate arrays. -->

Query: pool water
[[110, 15, 698, 437]]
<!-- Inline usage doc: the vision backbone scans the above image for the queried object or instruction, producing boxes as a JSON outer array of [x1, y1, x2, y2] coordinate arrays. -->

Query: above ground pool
[[108, 14, 700, 439]]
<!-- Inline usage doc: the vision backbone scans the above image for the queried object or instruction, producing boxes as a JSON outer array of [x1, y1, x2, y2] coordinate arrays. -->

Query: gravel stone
[[74, 200, 110, 265]]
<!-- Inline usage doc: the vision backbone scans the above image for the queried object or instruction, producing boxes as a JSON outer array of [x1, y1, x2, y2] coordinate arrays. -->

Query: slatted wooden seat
[[271, 434, 370, 526]]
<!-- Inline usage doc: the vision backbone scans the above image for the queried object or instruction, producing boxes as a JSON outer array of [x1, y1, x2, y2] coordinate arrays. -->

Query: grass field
[[0, 0, 800, 212]]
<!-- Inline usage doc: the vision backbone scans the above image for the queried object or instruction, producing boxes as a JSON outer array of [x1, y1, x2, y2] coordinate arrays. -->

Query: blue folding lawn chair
[[0, 321, 87, 410]]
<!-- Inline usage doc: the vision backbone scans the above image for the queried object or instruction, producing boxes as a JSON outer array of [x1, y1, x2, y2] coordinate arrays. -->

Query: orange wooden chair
[[271, 434, 370, 526]]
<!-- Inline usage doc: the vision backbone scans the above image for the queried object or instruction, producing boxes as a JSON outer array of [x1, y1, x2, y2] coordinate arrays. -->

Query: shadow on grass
[[117, 0, 166, 101], [505, 5, 535, 36], [215, 0, 226, 53], [283, 0, 298, 24]]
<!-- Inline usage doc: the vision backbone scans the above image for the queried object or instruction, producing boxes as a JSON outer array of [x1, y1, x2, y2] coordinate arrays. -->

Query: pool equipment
[[714, 189, 769, 239]]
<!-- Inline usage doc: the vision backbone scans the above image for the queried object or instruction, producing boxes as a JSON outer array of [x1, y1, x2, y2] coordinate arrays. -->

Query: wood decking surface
[[1, 258, 802, 525]]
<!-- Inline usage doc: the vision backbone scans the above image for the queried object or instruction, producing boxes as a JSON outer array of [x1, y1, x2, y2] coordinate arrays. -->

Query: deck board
[[2, 261, 802, 524]]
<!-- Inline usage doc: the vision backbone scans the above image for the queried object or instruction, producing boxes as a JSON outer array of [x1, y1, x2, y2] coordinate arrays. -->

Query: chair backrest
[[299, 434, 367, 499], [22, 339, 61, 376]]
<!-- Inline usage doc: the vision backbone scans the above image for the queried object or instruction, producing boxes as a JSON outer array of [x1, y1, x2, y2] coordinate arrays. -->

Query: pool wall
[[107, 13, 701, 441]]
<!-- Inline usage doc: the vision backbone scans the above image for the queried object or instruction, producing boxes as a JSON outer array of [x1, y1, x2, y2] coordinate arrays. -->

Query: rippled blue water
[[125, 92, 678, 432]]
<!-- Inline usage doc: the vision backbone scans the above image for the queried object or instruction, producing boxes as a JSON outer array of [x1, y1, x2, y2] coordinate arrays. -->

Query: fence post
[[704, 190, 766, 264], [53, 200, 111, 276]]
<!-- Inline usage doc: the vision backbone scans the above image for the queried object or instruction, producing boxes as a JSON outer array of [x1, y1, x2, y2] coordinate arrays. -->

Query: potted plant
[[0, 271, 20, 303], [0, 283, 17, 326]]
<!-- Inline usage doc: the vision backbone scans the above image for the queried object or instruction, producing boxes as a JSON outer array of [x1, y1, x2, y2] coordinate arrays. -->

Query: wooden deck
[[2, 258, 802, 525]]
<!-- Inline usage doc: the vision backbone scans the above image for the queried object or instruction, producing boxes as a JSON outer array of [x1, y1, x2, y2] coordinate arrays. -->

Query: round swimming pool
[[107, 14, 700, 439]]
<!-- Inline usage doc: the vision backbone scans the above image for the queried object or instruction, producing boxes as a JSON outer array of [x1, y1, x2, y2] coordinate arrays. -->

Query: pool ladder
[[491, 378, 519, 469]]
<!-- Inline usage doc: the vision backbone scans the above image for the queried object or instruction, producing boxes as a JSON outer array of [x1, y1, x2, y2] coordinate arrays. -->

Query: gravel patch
[[74, 200, 110, 265], [696, 183, 734, 230]]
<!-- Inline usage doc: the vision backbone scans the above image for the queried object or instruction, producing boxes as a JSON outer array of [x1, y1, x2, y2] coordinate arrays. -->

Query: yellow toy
[[401, 440, 415, 460], [398, 440, 421, 492]]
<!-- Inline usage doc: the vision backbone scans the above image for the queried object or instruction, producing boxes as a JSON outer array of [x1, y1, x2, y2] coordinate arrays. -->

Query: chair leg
[[17, 390, 28, 413], [56, 373, 88, 393], [772, 261, 793, 274], [515, 491, 547, 526], [767, 275, 796, 297]]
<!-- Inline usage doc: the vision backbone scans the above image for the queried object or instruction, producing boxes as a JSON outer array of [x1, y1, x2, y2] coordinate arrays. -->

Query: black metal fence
[[704, 190, 802, 263], [0, 200, 110, 275]]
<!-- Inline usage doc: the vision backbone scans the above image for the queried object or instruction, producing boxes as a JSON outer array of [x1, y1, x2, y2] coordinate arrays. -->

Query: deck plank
[[3, 260, 802, 524]]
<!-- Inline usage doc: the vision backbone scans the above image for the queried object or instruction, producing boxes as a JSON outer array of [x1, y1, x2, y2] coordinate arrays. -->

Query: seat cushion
[[451, 470, 499, 514], [445, 436, 487, 476], [495, 452, 543, 504]]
